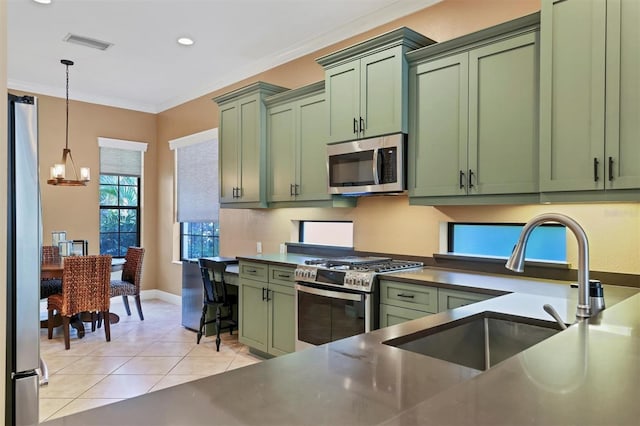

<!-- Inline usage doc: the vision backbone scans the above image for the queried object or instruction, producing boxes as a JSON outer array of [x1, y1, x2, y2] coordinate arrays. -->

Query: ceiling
[[7, 0, 439, 113]]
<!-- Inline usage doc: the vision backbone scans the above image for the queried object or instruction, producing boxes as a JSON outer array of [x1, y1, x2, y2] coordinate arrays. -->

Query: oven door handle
[[295, 283, 362, 302]]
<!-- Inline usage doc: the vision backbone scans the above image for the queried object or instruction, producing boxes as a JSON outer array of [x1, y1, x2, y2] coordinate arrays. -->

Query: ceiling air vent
[[63, 33, 113, 51]]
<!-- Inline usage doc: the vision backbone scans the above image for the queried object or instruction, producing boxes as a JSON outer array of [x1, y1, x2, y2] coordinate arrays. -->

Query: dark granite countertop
[[43, 255, 640, 426]]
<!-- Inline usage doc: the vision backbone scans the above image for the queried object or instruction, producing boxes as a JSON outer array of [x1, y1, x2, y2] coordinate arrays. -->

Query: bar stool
[[197, 258, 238, 351]]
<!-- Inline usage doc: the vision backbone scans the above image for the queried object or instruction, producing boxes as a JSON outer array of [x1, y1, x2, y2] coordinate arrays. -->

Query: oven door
[[295, 282, 371, 351]]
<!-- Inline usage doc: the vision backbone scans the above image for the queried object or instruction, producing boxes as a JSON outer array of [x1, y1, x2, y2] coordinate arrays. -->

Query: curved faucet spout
[[506, 213, 591, 319]]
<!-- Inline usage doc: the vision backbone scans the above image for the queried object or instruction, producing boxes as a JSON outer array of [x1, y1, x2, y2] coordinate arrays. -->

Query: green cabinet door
[[238, 94, 262, 202], [297, 93, 330, 201], [325, 60, 360, 143], [239, 278, 268, 352], [267, 102, 296, 202], [219, 102, 239, 204], [540, 0, 606, 192], [468, 32, 539, 195], [409, 52, 469, 197], [214, 82, 288, 207], [360, 46, 406, 138], [605, 0, 640, 189], [438, 288, 491, 311], [380, 304, 431, 328], [267, 282, 295, 356]]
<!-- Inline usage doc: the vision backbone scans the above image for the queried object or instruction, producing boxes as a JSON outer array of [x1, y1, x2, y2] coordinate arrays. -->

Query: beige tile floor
[[39, 298, 262, 423]]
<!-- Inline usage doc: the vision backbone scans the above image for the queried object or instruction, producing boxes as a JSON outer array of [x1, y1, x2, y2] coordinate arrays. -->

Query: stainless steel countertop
[[43, 260, 640, 426]]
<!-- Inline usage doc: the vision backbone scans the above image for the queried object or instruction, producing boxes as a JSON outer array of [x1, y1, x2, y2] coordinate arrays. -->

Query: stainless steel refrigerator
[[6, 94, 40, 426]]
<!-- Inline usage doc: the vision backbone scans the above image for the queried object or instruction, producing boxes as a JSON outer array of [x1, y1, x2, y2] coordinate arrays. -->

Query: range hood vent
[[63, 33, 113, 51]]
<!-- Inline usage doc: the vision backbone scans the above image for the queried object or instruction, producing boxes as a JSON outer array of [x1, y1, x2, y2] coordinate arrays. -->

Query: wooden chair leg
[[91, 312, 97, 332], [62, 316, 71, 350], [215, 306, 222, 352], [122, 295, 131, 316], [47, 309, 54, 339], [197, 304, 207, 344], [134, 294, 144, 320], [103, 310, 111, 342]]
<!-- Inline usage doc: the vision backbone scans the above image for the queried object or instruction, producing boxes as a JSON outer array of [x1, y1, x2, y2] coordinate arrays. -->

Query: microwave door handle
[[372, 148, 380, 185]]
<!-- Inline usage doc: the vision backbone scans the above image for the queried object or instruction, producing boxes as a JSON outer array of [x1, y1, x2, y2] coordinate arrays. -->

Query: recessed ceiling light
[[32, 0, 52, 4], [177, 37, 195, 46]]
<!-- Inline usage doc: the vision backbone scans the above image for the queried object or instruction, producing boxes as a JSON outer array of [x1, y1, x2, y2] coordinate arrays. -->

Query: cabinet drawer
[[379, 280, 438, 313], [380, 304, 432, 328], [438, 288, 491, 311], [269, 266, 295, 287], [239, 261, 268, 282]]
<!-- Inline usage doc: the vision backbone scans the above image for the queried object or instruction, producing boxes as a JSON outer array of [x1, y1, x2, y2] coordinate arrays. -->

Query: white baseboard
[[139, 289, 181, 306]]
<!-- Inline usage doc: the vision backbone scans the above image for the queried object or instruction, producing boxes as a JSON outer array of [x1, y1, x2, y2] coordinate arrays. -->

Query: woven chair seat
[[110, 280, 136, 297]]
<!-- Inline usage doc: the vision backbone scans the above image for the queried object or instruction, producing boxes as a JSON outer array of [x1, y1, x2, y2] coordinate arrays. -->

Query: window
[[299, 221, 354, 247], [99, 175, 140, 257], [169, 129, 220, 261], [181, 222, 219, 260], [97, 137, 147, 257], [448, 222, 566, 262]]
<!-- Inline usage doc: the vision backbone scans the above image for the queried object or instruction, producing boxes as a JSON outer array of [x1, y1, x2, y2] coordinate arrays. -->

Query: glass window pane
[[100, 209, 120, 232], [100, 175, 118, 184], [100, 233, 119, 256], [449, 223, 566, 262], [119, 209, 138, 232], [300, 221, 354, 247], [119, 186, 138, 207], [100, 185, 119, 206], [119, 176, 137, 186], [120, 233, 137, 256]]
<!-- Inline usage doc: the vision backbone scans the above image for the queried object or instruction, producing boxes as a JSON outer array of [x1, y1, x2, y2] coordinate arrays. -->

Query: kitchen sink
[[384, 311, 566, 371]]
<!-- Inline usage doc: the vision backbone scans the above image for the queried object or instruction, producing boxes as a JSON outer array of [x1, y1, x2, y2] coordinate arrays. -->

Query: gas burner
[[296, 257, 423, 292]]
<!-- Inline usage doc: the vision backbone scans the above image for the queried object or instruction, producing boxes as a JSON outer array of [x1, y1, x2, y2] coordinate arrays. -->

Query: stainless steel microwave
[[327, 133, 406, 196]]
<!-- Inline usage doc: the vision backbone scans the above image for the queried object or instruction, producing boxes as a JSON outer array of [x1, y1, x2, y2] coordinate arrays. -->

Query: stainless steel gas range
[[294, 256, 423, 350]]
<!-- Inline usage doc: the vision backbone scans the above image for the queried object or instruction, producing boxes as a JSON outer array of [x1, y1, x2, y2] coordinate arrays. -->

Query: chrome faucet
[[506, 213, 591, 319]]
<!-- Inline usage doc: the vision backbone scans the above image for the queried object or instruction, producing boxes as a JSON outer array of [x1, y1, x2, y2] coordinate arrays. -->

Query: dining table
[[40, 257, 127, 331]]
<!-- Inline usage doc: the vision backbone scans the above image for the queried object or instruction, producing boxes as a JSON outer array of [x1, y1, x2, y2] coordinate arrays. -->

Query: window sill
[[433, 253, 570, 270]]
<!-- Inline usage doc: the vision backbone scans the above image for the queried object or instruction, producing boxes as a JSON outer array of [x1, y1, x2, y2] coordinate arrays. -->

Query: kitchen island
[[42, 266, 640, 425]]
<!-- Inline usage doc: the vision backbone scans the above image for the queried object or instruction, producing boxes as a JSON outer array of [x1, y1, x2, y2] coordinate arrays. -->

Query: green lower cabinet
[[438, 288, 491, 311], [239, 278, 269, 352], [267, 283, 295, 356], [378, 279, 495, 327], [239, 262, 295, 356], [380, 304, 432, 328]]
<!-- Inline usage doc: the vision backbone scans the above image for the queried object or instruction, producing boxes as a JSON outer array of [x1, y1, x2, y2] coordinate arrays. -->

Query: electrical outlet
[[256, 241, 262, 254], [279, 243, 286, 254]]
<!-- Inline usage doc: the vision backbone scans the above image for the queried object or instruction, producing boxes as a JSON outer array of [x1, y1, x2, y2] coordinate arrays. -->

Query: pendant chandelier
[[47, 59, 90, 186]]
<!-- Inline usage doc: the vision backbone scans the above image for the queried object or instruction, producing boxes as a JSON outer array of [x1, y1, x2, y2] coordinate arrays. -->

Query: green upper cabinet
[[266, 82, 355, 208], [317, 28, 435, 144], [213, 82, 288, 208], [408, 14, 540, 205], [540, 0, 640, 198]]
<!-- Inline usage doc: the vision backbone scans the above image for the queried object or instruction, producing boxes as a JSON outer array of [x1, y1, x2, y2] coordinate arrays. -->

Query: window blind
[[98, 137, 147, 177], [175, 137, 219, 223], [99, 147, 142, 177]]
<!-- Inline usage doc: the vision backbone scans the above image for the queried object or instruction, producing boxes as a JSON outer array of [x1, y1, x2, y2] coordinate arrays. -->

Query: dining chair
[[40, 245, 62, 299], [110, 247, 145, 320], [47, 255, 112, 350], [197, 258, 238, 351]]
